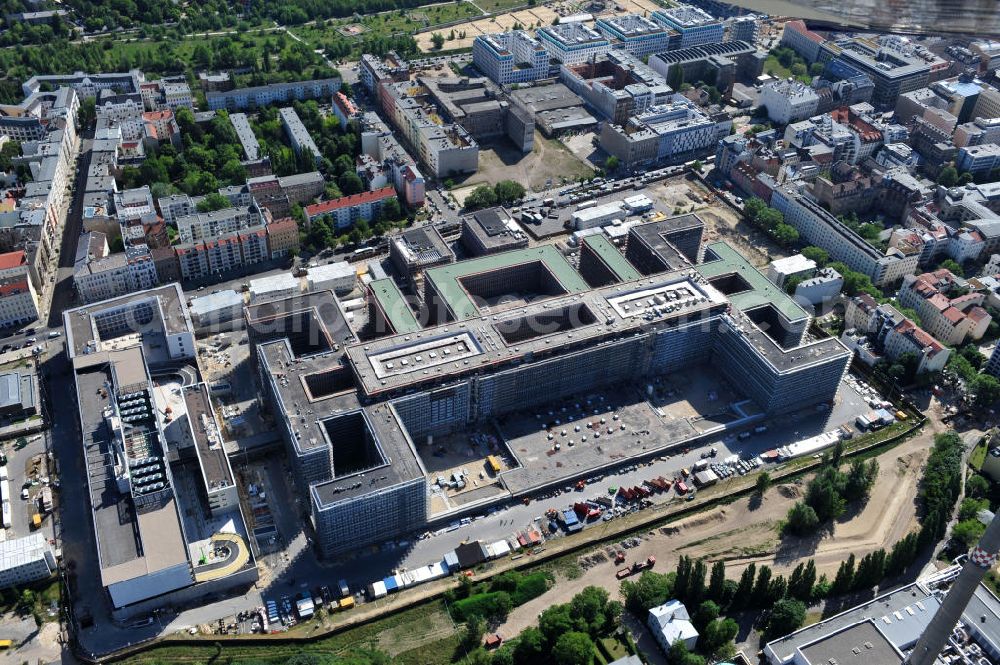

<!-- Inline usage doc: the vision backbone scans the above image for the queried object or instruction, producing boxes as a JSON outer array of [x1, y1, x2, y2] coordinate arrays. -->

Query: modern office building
[[472, 31, 550, 85], [64, 285, 257, 618], [956, 143, 1000, 176], [389, 225, 455, 284], [600, 102, 731, 168], [536, 23, 611, 65], [253, 233, 849, 557], [831, 37, 946, 109], [595, 15, 670, 58], [460, 208, 529, 256], [650, 4, 724, 49], [726, 15, 758, 43], [647, 40, 764, 98], [559, 50, 672, 125]]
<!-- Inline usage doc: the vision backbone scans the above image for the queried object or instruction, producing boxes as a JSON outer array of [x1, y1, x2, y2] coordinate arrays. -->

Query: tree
[[730, 563, 755, 611], [809, 62, 825, 76], [751, 565, 772, 607], [551, 631, 594, 665], [966, 474, 990, 499], [694, 600, 720, 631], [852, 549, 886, 590], [940, 259, 964, 277], [772, 223, 799, 247], [197, 192, 231, 212], [786, 502, 820, 535], [463, 615, 487, 650], [605, 155, 620, 171], [668, 641, 705, 665], [701, 617, 739, 656], [788, 560, 817, 601], [688, 559, 707, 606], [493, 180, 526, 205], [937, 165, 959, 187], [621, 570, 675, 614], [431, 32, 445, 49], [801, 246, 830, 267], [755, 472, 772, 496], [539, 604, 577, 645], [843, 459, 879, 502], [569, 586, 612, 637], [831, 554, 855, 595], [674, 556, 692, 602], [766, 599, 806, 639], [971, 374, 1000, 408], [464, 184, 498, 211], [513, 627, 546, 663], [707, 561, 726, 603], [953, 519, 987, 549]]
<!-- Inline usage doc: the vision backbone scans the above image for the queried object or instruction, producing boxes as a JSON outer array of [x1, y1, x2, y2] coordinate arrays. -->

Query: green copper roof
[[696, 241, 809, 323], [582, 235, 642, 283], [424, 245, 591, 321], [369, 278, 421, 334]]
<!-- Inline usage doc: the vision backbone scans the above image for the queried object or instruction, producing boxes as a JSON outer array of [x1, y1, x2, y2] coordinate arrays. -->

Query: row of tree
[[742, 197, 800, 248]]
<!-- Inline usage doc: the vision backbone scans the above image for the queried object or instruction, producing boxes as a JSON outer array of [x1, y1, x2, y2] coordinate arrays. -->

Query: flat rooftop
[[245, 290, 355, 354], [183, 383, 234, 491], [629, 215, 702, 269], [698, 241, 809, 325], [63, 283, 190, 359], [392, 225, 454, 269], [73, 349, 190, 588], [799, 621, 902, 665], [424, 245, 591, 321], [464, 208, 527, 252], [310, 403, 425, 506], [348, 269, 729, 398]]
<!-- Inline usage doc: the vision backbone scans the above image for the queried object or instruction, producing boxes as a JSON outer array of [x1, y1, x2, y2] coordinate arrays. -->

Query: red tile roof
[[304, 187, 395, 217], [0, 279, 29, 298], [0, 251, 26, 270]]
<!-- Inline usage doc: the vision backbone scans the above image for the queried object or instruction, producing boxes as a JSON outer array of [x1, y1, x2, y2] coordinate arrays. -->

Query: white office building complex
[[595, 15, 671, 57], [472, 31, 550, 85], [759, 80, 820, 124], [650, 4, 724, 49], [536, 23, 611, 65]]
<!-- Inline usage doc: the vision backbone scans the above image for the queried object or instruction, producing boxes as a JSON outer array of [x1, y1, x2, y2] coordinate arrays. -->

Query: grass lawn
[[121, 600, 458, 665], [474, 0, 529, 13], [763, 55, 811, 84], [296, 1, 482, 51], [970, 440, 987, 470]]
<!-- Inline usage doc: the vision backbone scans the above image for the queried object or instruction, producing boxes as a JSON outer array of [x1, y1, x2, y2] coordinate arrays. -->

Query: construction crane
[[906, 510, 1000, 665]]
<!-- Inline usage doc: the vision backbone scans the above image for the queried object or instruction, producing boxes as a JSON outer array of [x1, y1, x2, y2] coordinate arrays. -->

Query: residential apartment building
[[265, 217, 300, 259], [472, 31, 550, 85], [359, 111, 426, 207], [0, 250, 39, 327], [771, 186, 917, 286], [176, 206, 258, 244], [650, 4, 724, 49], [205, 78, 342, 111], [175, 225, 268, 281], [74, 238, 159, 305], [595, 15, 670, 58], [536, 23, 610, 65], [279, 106, 322, 166], [760, 80, 820, 124], [303, 187, 396, 230], [898, 270, 991, 345]]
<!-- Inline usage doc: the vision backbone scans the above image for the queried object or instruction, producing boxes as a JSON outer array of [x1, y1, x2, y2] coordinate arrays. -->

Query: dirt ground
[[495, 428, 938, 639], [414, 0, 662, 52], [642, 178, 788, 267], [451, 133, 594, 200]]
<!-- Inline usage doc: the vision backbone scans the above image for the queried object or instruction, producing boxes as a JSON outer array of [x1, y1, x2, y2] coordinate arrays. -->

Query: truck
[[616, 556, 656, 579], [31, 513, 41, 529]]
